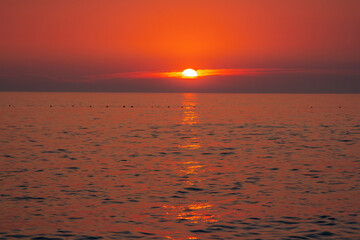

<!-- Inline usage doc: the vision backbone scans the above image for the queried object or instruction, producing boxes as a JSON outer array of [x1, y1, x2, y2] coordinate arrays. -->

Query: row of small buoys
[[6, 104, 197, 108], [7, 105, 347, 109], [6, 105, 197, 108], [309, 106, 342, 108], [52, 105, 180, 108], [149, 105, 196, 108]]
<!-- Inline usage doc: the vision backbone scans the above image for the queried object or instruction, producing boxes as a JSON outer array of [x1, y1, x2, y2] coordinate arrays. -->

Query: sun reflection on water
[[181, 93, 198, 125], [180, 94, 203, 185], [163, 203, 217, 224], [180, 93, 201, 150], [163, 93, 217, 240], [180, 161, 203, 175]]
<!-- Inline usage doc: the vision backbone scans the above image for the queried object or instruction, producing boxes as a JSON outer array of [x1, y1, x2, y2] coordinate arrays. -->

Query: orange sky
[[0, 0, 359, 92]]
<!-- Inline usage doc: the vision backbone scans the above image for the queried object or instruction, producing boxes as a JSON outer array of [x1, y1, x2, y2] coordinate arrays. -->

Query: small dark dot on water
[[89, 105, 92, 107], [319, 231, 334, 236], [66, 167, 79, 170], [339, 106, 342, 108], [50, 105, 53, 107], [131, 106, 133, 108], [72, 105, 74, 107], [123, 106, 125, 108], [57, 230, 72, 233], [184, 187, 203, 191], [106, 105, 109, 108], [168, 106, 170, 108]]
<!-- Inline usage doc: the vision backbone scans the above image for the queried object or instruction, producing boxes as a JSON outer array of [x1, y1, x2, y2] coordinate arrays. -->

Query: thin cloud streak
[[87, 68, 291, 81], [85, 68, 292, 82], [84, 68, 360, 82]]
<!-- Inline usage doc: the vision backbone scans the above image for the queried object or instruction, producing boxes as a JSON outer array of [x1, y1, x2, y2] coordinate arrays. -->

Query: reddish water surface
[[0, 93, 359, 239]]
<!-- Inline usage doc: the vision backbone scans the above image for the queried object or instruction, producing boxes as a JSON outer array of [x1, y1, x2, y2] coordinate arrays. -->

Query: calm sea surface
[[0, 92, 359, 240]]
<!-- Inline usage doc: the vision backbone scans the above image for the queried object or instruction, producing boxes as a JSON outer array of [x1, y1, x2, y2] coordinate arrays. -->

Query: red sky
[[0, 0, 359, 92]]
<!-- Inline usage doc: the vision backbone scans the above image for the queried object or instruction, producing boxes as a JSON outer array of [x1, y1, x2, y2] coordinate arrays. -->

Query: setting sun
[[182, 69, 198, 78]]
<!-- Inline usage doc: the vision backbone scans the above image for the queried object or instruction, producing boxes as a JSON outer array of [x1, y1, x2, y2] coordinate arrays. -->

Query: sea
[[0, 92, 359, 240]]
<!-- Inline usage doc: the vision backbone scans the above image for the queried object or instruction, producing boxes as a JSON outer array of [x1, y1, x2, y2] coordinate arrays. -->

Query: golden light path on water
[[163, 93, 217, 240]]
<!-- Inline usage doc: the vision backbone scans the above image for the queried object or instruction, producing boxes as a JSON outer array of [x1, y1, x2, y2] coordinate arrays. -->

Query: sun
[[182, 69, 198, 78]]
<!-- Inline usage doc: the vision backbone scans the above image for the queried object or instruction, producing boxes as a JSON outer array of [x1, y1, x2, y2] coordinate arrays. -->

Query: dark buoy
[[89, 105, 92, 107], [72, 105, 75, 107], [123, 105, 125, 108], [50, 105, 53, 107], [8, 105, 11, 107], [131, 105, 133, 108], [339, 106, 342, 108], [168, 106, 170, 108], [106, 105, 109, 108]]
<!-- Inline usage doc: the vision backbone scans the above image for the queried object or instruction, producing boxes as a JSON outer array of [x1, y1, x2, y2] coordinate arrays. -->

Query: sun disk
[[182, 69, 198, 78]]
